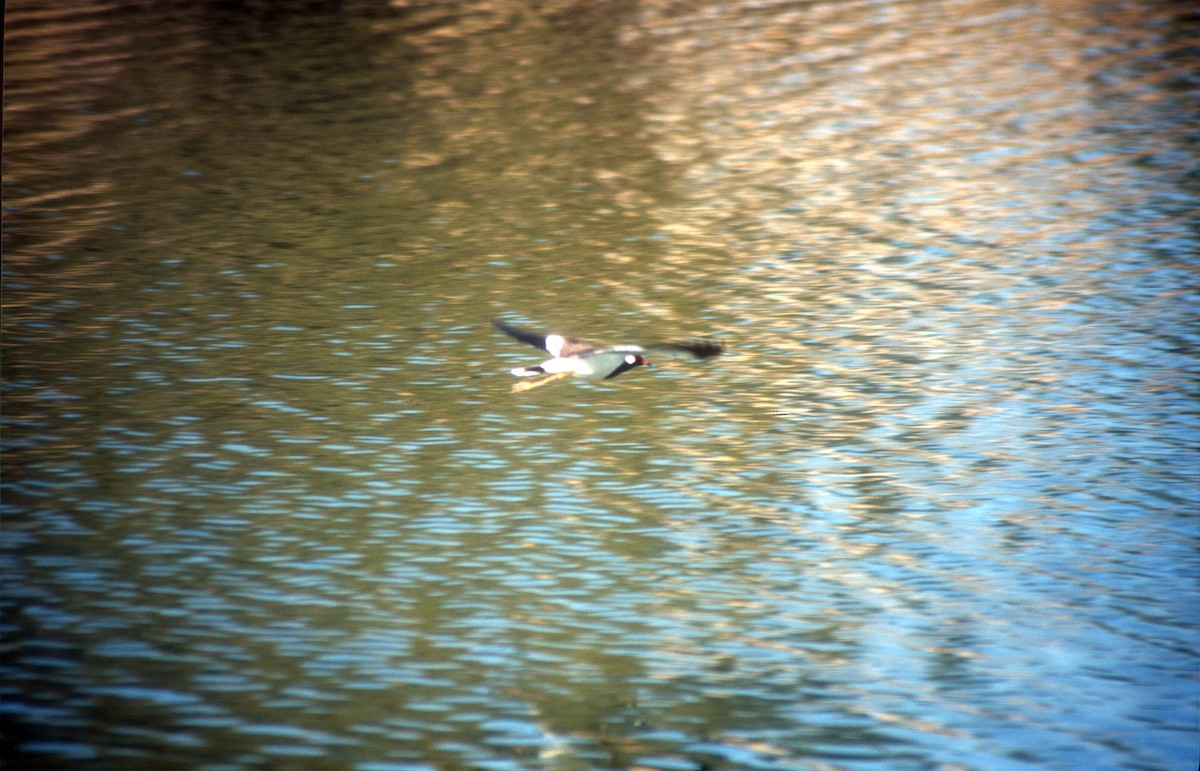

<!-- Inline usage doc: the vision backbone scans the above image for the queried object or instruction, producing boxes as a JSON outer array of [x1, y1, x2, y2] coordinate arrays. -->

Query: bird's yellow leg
[[512, 372, 571, 392]]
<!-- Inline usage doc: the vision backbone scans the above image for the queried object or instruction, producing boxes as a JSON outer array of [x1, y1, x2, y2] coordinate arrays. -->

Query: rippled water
[[4, 1, 1198, 769]]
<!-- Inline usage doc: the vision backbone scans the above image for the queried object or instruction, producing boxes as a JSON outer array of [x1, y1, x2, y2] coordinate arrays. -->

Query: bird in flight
[[492, 319, 724, 392]]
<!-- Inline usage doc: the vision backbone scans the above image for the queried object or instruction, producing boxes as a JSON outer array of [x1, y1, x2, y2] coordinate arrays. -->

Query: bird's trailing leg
[[511, 371, 572, 392]]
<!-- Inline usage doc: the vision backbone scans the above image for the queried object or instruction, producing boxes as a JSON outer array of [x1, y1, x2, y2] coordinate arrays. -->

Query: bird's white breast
[[540, 357, 595, 375]]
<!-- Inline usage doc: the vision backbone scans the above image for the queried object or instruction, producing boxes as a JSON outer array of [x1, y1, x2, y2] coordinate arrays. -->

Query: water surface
[[3, 1, 1198, 769]]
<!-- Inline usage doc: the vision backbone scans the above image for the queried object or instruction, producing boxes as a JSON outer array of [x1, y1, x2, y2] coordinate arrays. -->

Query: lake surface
[[3, 1, 1198, 769]]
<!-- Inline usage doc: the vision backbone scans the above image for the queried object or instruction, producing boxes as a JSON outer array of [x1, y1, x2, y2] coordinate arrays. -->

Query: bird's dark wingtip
[[675, 340, 725, 360], [491, 319, 522, 336], [491, 319, 551, 352]]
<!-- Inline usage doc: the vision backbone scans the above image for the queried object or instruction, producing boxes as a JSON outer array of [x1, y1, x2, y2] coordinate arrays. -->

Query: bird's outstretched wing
[[642, 340, 725, 361], [491, 320, 550, 351], [491, 320, 596, 356]]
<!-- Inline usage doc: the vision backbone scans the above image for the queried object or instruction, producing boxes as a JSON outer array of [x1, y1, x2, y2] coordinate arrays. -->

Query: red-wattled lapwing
[[492, 319, 723, 392]]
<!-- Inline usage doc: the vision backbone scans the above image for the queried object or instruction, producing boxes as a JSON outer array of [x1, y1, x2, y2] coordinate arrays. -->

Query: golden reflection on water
[[581, 0, 1200, 500], [623, 0, 1193, 273]]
